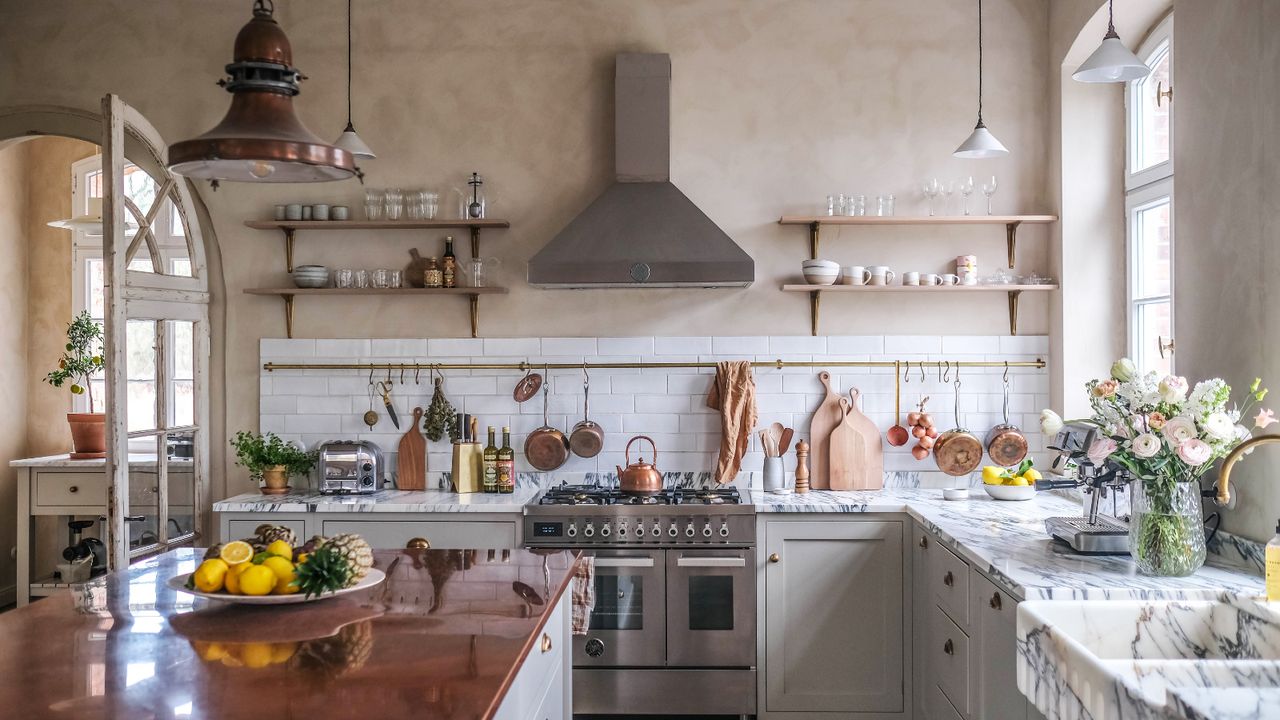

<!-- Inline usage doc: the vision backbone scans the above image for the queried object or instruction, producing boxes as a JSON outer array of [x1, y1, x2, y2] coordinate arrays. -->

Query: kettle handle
[[625, 435, 657, 465]]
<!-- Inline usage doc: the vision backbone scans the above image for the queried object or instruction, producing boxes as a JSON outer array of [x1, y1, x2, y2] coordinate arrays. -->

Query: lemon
[[265, 539, 294, 561], [239, 643, 275, 669], [239, 564, 278, 596], [219, 540, 255, 566], [1024, 468, 1042, 483], [1009, 475, 1031, 486], [981, 466, 1006, 485], [193, 559, 229, 593], [261, 556, 298, 595], [270, 642, 299, 664], [191, 641, 230, 662], [224, 562, 251, 594]]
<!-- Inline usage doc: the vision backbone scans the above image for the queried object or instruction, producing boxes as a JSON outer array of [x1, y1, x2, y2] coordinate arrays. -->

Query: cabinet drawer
[[927, 682, 966, 720], [931, 605, 970, 716], [35, 472, 106, 508], [493, 595, 567, 719], [320, 520, 517, 549], [527, 644, 566, 720], [928, 539, 970, 628], [226, 519, 305, 542]]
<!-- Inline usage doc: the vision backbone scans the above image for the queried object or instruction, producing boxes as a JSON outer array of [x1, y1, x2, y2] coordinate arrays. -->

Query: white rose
[[1202, 412, 1236, 441], [1161, 416, 1197, 446], [1040, 409, 1064, 436], [1159, 375, 1189, 403], [1110, 358, 1137, 382], [1131, 433, 1161, 458]]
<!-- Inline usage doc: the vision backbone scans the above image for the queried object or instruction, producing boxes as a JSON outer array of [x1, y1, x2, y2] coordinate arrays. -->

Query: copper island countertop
[[0, 547, 578, 720]]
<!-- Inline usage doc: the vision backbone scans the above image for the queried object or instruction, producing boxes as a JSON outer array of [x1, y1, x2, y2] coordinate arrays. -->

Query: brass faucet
[[1214, 434, 1280, 505]]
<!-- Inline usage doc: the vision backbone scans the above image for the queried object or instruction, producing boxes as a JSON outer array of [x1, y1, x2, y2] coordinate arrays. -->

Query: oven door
[[666, 547, 755, 667], [575, 549, 666, 668]]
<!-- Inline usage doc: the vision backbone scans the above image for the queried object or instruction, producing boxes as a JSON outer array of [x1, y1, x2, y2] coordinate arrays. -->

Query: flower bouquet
[[1040, 359, 1272, 576]]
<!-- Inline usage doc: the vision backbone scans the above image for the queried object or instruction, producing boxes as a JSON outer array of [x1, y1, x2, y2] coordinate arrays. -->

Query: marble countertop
[[757, 487, 1264, 601], [0, 547, 578, 720], [213, 486, 542, 513], [9, 453, 193, 468]]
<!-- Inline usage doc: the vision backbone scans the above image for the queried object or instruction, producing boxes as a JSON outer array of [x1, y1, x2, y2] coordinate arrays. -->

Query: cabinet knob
[[918, 536, 928, 549], [540, 633, 553, 653], [990, 592, 1003, 610], [768, 553, 781, 564], [405, 537, 432, 550], [943, 571, 954, 587], [69, 486, 79, 493], [943, 639, 955, 655]]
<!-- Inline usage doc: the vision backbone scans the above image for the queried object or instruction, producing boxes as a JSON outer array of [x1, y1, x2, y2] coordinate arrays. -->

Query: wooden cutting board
[[828, 398, 863, 490], [397, 407, 426, 490], [841, 388, 884, 490], [404, 248, 429, 288], [807, 371, 843, 490]]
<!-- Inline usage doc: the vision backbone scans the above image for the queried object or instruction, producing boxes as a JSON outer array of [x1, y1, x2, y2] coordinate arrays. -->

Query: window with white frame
[[1125, 14, 1174, 376]]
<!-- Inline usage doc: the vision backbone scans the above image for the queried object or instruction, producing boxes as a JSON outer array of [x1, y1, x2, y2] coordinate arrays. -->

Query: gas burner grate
[[537, 484, 743, 506]]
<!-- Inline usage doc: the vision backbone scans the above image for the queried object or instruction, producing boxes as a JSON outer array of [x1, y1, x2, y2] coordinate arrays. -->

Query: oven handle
[[675, 556, 747, 568], [592, 557, 656, 568]]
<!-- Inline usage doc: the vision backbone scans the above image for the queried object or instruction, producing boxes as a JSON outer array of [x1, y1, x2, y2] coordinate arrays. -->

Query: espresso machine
[[1037, 423, 1132, 554]]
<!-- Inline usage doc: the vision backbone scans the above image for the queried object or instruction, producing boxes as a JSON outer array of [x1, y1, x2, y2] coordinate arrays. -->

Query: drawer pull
[[540, 633, 553, 653], [943, 571, 954, 587], [918, 536, 928, 549], [768, 553, 781, 564], [69, 486, 79, 494], [944, 639, 955, 655], [990, 592, 1003, 610], [405, 537, 432, 549]]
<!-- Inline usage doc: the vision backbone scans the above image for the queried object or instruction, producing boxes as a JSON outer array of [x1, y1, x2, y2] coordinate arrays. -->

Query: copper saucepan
[[985, 364, 1028, 467], [570, 366, 604, 458], [935, 369, 984, 477], [524, 379, 569, 471]]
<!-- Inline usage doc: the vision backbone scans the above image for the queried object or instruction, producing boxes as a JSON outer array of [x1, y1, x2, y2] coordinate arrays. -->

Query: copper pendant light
[[168, 0, 356, 183]]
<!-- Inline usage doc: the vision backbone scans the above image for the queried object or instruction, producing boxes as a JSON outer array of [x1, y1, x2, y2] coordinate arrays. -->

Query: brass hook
[[903, 361, 911, 383], [940, 360, 951, 384], [1003, 361, 1011, 385], [414, 366, 421, 384], [368, 367, 376, 385], [386, 366, 393, 384], [400, 366, 405, 384], [919, 362, 926, 383]]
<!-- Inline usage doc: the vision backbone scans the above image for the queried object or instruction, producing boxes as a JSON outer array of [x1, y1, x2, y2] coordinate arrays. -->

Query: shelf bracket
[[1005, 221, 1022, 269], [282, 228, 296, 273], [1007, 290, 1022, 336], [470, 226, 481, 260], [809, 222, 820, 260], [809, 290, 821, 336], [283, 293, 295, 339], [469, 293, 479, 338]]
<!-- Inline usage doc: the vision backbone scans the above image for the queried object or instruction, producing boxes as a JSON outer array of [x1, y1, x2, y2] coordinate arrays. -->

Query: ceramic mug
[[302, 205, 313, 220], [285, 203, 303, 221], [903, 271, 921, 286], [331, 205, 350, 220], [940, 273, 959, 286], [869, 266, 895, 286], [841, 265, 871, 286], [922, 273, 943, 286], [312, 203, 330, 221], [273, 204, 286, 220]]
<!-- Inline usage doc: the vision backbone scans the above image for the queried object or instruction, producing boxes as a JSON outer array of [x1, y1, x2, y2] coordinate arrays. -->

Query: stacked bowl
[[801, 259, 840, 285], [292, 265, 330, 288]]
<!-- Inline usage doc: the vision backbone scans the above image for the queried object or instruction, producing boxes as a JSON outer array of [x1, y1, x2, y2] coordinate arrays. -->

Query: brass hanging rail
[[262, 358, 1046, 372]]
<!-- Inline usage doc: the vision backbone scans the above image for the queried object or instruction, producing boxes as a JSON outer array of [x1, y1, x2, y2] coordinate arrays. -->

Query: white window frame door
[[1125, 181, 1174, 373]]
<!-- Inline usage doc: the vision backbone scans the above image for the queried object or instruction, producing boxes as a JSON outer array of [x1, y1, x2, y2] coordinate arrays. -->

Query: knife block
[[451, 442, 484, 493]]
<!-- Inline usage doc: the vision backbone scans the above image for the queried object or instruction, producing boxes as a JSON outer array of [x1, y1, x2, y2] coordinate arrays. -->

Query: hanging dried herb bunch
[[424, 373, 459, 442]]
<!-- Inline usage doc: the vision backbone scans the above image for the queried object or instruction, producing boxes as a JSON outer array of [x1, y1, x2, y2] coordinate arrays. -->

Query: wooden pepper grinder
[[794, 440, 810, 494]]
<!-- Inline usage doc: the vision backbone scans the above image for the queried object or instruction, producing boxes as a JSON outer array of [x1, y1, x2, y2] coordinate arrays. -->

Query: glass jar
[[424, 257, 443, 288], [1128, 478, 1207, 576]]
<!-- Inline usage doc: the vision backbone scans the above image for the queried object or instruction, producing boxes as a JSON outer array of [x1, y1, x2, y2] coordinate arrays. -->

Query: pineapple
[[293, 545, 353, 598], [290, 621, 374, 680], [255, 524, 297, 548], [321, 533, 374, 583]]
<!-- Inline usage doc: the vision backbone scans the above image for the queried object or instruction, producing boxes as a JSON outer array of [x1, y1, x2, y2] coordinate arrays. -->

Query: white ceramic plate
[[168, 568, 385, 605], [983, 484, 1036, 501]]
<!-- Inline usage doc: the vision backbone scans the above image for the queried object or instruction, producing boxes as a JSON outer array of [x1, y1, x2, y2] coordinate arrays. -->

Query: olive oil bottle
[[1267, 519, 1280, 602], [497, 426, 515, 494], [483, 426, 499, 494]]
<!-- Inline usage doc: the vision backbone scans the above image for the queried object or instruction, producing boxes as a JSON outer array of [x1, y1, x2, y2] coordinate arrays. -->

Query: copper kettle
[[617, 435, 663, 494]]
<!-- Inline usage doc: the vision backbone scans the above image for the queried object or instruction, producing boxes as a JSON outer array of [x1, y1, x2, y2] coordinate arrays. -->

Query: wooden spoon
[[779, 427, 794, 456], [887, 362, 910, 447], [769, 423, 785, 457]]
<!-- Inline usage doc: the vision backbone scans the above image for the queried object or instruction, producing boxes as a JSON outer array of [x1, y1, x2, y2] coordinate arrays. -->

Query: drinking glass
[[354, 269, 369, 288], [468, 258, 486, 288], [826, 194, 837, 216], [940, 181, 956, 215], [363, 189, 384, 221], [388, 269, 403, 288], [424, 192, 439, 219], [384, 188, 403, 221], [981, 175, 998, 215], [405, 191, 424, 220], [852, 194, 866, 216], [922, 179, 940, 216], [372, 268, 393, 288], [959, 176, 975, 216], [335, 269, 355, 288]]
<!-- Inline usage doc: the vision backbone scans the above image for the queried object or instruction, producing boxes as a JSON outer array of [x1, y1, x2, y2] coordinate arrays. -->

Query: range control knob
[[702, 523, 713, 538], [652, 525, 662, 537], [617, 522, 628, 537], [566, 524, 578, 537], [585, 638, 605, 657], [600, 523, 612, 537], [361, 462, 373, 472], [719, 522, 730, 538], [685, 524, 696, 538], [583, 523, 595, 538], [668, 524, 679, 537]]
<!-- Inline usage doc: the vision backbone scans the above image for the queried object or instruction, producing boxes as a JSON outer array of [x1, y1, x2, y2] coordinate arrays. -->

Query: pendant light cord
[[977, 0, 984, 125], [345, 0, 354, 127], [1104, 0, 1120, 39]]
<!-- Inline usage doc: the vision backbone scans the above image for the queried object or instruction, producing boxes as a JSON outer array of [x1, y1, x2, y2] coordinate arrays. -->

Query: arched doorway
[[0, 98, 215, 573]]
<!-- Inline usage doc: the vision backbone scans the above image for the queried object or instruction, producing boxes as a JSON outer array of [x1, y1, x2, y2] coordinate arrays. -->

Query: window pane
[[128, 256, 154, 273], [1134, 198, 1171, 298], [127, 436, 162, 556], [1134, 44, 1171, 172], [87, 258, 106, 318], [171, 259, 192, 277], [1135, 301, 1172, 377], [169, 199, 187, 237], [171, 320, 195, 427], [123, 165, 158, 217], [166, 431, 198, 541], [127, 320, 157, 431]]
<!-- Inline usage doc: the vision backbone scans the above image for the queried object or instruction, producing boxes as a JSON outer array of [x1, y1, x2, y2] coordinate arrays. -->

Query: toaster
[[317, 441, 384, 494]]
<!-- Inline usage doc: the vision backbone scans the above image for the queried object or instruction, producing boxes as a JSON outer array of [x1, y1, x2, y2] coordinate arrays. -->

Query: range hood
[[528, 53, 754, 288]]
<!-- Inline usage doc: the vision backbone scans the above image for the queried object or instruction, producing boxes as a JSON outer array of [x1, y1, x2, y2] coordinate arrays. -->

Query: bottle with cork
[[483, 426, 499, 494], [497, 426, 515, 494], [442, 236, 457, 288]]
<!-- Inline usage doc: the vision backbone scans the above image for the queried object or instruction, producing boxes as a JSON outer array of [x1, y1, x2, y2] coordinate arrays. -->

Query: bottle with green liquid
[[497, 426, 515, 494], [483, 426, 499, 494]]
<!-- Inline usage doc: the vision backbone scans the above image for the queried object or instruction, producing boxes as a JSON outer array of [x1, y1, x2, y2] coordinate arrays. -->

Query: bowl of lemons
[[981, 461, 1040, 501]]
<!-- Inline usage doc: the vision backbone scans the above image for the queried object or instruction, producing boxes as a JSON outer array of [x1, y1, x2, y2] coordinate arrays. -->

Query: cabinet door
[[970, 571, 1026, 720], [321, 520, 516, 549], [764, 520, 904, 713], [912, 525, 931, 719]]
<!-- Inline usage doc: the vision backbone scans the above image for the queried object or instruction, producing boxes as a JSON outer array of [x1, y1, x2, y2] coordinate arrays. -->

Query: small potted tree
[[230, 431, 316, 494], [44, 311, 106, 458]]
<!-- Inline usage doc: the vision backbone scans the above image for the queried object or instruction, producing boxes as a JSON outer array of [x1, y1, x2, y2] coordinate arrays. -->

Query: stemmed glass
[[959, 176, 975, 216], [921, 179, 940, 216], [939, 181, 955, 215], [981, 175, 998, 215]]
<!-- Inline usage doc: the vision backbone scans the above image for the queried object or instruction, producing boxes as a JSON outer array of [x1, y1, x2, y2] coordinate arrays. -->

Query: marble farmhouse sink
[[1016, 595, 1280, 719]]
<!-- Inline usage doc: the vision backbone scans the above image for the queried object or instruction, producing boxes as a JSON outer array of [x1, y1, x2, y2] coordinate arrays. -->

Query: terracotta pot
[[67, 413, 106, 459], [260, 465, 290, 494]]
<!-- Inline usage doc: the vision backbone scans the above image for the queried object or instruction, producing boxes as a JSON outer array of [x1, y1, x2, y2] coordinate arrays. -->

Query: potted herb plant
[[230, 431, 316, 495], [44, 311, 106, 458]]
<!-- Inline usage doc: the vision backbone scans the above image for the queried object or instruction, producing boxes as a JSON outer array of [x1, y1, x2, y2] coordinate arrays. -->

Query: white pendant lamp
[[1073, 0, 1151, 83], [333, 0, 375, 159], [47, 197, 138, 236], [954, 0, 1009, 159]]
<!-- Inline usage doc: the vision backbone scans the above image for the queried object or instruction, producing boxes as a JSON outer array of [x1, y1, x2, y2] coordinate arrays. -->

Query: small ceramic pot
[[260, 465, 289, 494], [67, 412, 106, 459]]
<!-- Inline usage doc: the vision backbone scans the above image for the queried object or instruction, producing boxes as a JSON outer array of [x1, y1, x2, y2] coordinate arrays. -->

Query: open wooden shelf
[[781, 283, 1058, 336], [244, 219, 510, 231], [244, 286, 508, 339]]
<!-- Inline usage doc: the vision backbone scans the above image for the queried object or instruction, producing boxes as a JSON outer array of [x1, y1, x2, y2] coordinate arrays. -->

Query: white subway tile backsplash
[[260, 395, 296, 414], [296, 396, 352, 414], [827, 336, 884, 354], [370, 339, 432, 357], [271, 376, 328, 395], [314, 339, 371, 357], [483, 338, 541, 356], [610, 375, 669, 394], [711, 336, 770, 355], [941, 336, 997, 355], [597, 337, 655, 355], [446, 376, 500, 395], [285, 414, 342, 434], [770, 336, 827, 355], [541, 337, 598, 356], [427, 338, 483, 356], [654, 336, 712, 355], [999, 335, 1050, 355], [884, 335, 943, 354], [261, 338, 315, 358], [634, 395, 692, 413]]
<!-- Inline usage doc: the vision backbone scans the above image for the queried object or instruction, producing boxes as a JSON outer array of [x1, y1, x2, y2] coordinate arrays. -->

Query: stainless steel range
[[524, 484, 757, 716]]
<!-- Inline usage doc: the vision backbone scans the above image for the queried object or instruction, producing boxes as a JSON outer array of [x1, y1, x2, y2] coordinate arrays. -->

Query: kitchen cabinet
[[759, 516, 908, 718], [493, 588, 572, 720], [216, 511, 521, 548]]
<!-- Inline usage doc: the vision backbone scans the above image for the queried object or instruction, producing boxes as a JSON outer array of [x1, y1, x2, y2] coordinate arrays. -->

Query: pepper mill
[[794, 440, 810, 494]]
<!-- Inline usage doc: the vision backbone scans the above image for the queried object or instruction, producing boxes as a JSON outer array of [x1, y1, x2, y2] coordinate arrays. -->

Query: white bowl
[[802, 270, 840, 286], [802, 259, 840, 271], [294, 264, 327, 272], [983, 483, 1037, 501]]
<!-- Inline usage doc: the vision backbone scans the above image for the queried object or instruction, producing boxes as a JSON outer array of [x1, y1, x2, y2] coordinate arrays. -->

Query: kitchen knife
[[379, 381, 400, 429]]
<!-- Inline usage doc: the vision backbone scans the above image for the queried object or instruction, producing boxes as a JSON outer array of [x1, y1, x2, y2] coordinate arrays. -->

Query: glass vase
[[1128, 478, 1207, 576]]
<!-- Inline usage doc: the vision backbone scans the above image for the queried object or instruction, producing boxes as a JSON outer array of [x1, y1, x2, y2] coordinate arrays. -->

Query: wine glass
[[981, 175, 998, 215], [921, 179, 940, 216], [939, 181, 955, 215], [959, 176, 975, 216]]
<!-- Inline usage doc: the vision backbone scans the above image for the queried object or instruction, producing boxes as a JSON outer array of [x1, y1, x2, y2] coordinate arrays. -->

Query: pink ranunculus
[[1131, 433, 1162, 459], [1087, 437, 1118, 465], [1147, 411, 1167, 431], [1177, 438, 1212, 466], [1092, 379, 1119, 398], [1255, 408, 1277, 429], [1161, 416, 1198, 446]]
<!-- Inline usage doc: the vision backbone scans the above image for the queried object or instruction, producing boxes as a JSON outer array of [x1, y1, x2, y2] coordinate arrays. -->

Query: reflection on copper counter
[[0, 547, 578, 720]]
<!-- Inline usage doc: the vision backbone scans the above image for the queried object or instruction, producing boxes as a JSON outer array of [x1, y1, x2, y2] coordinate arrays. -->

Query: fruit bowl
[[169, 568, 385, 605], [983, 484, 1037, 501]]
